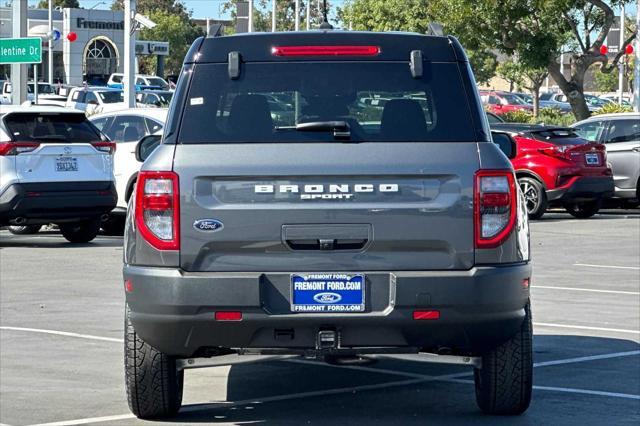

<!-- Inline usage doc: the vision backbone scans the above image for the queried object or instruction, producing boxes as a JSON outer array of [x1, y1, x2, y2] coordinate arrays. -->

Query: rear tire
[[59, 219, 101, 243], [7, 225, 42, 235], [125, 305, 183, 419], [565, 200, 600, 218], [518, 177, 547, 220], [474, 303, 533, 415]]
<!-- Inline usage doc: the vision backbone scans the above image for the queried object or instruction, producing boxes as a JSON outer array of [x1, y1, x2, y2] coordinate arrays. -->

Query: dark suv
[[123, 31, 533, 419]]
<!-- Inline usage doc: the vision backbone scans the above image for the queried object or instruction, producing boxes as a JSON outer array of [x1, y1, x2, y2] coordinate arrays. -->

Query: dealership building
[[0, 7, 168, 85]]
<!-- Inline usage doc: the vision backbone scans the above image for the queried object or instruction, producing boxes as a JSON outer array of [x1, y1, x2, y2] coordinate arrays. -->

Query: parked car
[[1, 82, 67, 106], [107, 73, 169, 91], [573, 112, 640, 207], [65, 87, 127, 114], [89, 108, 167, 234], [491, 123, 614, 219], [479, 90, 533, 115], [539, 92, 605, 112], [123, 31, 533, 419], [0, 106, 117, 242], [136, 90, 174, 107], [597, 94, 633, 107]]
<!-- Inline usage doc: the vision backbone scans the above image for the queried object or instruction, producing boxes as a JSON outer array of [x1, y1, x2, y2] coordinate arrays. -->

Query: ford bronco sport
[[123, 31, 533, 419]]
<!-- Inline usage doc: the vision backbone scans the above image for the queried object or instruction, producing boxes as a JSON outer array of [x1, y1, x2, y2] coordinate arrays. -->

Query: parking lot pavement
[[1, 210, 639, 426]]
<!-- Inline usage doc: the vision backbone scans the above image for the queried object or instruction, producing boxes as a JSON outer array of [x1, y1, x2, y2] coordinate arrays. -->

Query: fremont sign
[[0, 37, 42, 64]]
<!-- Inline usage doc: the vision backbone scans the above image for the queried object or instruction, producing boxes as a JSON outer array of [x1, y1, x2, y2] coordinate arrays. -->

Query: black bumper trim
[[547, 176, 614, 202], [0, 181, 117, 225]]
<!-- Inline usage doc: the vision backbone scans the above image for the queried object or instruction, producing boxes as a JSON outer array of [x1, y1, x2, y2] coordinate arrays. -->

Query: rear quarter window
[[178, 62, 476, 143]]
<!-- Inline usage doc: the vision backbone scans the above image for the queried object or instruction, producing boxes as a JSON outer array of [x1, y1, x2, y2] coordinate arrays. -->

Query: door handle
[[632, 147, 640, 152]]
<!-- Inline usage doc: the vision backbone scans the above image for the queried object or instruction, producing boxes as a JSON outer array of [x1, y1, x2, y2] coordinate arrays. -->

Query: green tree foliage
[[37, 0, 80, 8], [111, 0, 203, 76], [496, 60, 525, 92], [428, 0, 637, 120], [594, 67, 618, 92], [223, 1, 330, 32], [339, 0, 498, 84]]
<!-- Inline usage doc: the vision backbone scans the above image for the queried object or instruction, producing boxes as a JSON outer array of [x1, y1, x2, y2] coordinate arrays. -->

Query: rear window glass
[[531, 129, 586, 146], [179, 62, 475, 143], [3, 113, 103, 143], [98, 91, 124, 104]]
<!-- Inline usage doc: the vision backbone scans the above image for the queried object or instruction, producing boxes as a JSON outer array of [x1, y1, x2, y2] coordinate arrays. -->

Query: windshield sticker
[[190, 97, 204, 106]]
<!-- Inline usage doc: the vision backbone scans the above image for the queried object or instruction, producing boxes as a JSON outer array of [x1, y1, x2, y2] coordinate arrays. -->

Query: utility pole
[[124, 0, 136, 108], [272, 0, 276, 32], [306, 0, 311, 30], [635, 0, 640, 112], [48, 0, 53, 84], [618, 4, 625, 105], [295, 0, 300, 31], [11, 0, 27, 105], [248, 0, 253, 33]]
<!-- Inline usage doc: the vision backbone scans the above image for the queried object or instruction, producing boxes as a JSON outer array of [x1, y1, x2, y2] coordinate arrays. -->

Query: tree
[[112, 0, 203, 76], [594, 66, 619, 92], [222, 1, 330, 32], [339, 0, 498, 84], [496, 59, 547, 116], [496, 60, 525, 92], [37, 0, 80, 8], [428, 0, 638, 120]]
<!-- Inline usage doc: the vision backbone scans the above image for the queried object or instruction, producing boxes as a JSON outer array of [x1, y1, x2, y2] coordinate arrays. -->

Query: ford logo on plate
[[313, 292, 342, 304], [193, 219, 223, 232]]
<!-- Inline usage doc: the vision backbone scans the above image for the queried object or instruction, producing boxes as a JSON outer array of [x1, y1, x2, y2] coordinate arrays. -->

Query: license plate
[[585, 153, 600, 165], [291, 273, 365, 313], [56, 157, 78, 172]]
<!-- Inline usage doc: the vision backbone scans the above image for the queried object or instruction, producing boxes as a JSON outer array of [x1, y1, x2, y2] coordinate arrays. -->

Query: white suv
[[0, 106, 117, 242]]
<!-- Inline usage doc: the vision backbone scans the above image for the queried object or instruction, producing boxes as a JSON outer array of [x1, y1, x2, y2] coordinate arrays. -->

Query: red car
[[480, 90, 534, 115], [491, 124, 614, 219]]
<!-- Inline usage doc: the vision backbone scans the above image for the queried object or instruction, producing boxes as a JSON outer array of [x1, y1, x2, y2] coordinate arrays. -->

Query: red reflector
[[26, 192, 41, 197], [272, 45, 381, 57], [142, 194, 172, 210], [124, 280, 133, 293], [481, 192, 510, 207], [215, 311, 242, 321], [522, 278, 530, 289], [413, 310, 440, 320]]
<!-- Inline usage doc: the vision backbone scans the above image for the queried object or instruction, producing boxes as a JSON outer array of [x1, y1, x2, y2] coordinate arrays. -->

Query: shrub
[[594, 102, 633, 115], [499, 110, 533, 123], [534, 107, 576, 127]]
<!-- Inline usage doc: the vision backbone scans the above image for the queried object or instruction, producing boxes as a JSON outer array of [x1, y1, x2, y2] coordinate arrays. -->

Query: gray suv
[[123, 31, 532, 419]]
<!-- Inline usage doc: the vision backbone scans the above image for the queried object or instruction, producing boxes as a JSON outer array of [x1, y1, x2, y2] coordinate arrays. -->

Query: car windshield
[[146, 77, 168, 89], [3, 112, 104, 143], [179, 62, 475, 143], [501, 93, 528, 105], [97, 91, 124, 103]]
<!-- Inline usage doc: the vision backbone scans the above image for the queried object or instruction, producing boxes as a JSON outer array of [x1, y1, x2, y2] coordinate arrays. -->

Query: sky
[[25, 0, 638, 21]]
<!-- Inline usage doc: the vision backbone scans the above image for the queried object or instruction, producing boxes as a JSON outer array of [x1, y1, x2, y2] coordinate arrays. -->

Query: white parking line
[[574, 263, 640, 271], [532, 285, 640, 295], [27, 414, 135, 426], [533, 350, 640, 367], [533, 322, 640, 335], [0, 327, 123, 343]]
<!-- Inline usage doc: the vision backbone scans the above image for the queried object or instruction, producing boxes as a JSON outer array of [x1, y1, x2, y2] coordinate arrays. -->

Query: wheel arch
[[515, 170, 547, 191], [125, 172, 138, 203]]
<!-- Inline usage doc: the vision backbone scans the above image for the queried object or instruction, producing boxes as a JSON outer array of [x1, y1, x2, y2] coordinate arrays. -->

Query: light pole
[[124, 0, 136, 108], [618, 4, 625, 105], [295, 0, 300, 31], [48, 0, 53, 84], [248, 0, 253, 33], [272, 0, 276, 32], [635, 0, 640, 112]]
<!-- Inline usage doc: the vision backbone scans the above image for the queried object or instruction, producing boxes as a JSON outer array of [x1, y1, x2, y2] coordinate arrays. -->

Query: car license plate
[[585, 153, 600, 165], [291, 273, 365, 313], [56, 157, 78, 172]]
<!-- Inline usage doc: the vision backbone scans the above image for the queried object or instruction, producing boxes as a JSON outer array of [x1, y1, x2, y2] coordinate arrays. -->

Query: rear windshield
[[3, 113, 104, 143], [179, 62, 475, 143], [98, 91, 124, 103], [530, 129, 586, 146], [146, 77, 168, 89]]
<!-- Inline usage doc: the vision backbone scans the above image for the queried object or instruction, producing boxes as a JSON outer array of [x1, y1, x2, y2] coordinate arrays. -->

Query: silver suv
[[123, 31, 532, 419]]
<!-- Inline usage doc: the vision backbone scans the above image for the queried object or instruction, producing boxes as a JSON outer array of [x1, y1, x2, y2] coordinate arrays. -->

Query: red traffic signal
[[67, 32, 77, 42], [625, 44, 634, 55], [599, 45, 608, 55]]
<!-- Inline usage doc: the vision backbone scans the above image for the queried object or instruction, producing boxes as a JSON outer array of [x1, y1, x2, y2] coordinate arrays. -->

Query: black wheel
[[518, 177, 547, 220], [59, 219, 101, 243], [7, 225, 42, 235], [125, 304, 183, 419], [474, 303, 533, 415], [101, 215, 125, 236], [565, 200, 601, 218]]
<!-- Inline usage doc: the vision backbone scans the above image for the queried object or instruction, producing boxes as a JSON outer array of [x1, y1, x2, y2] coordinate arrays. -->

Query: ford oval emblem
[[313, 292, 342, 304], [193, 219, 224, 232]]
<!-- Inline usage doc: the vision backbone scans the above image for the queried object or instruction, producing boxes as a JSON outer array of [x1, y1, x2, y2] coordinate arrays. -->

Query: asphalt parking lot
[[1, 210, 639, 426]]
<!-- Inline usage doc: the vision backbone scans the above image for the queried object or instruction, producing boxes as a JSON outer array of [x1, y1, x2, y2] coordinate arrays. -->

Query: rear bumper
[[0, 181, 117, 225], [124, 263, 532, 357], [547, 176, 614, 203]]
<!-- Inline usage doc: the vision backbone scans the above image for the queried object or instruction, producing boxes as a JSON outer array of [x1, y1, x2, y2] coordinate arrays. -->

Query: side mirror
[[135, 134, 162, 162], [490, 131, 517, 159]]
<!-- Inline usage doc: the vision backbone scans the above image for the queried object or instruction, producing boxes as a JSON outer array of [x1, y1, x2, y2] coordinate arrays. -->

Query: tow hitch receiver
[[316, 329, 339, 350]]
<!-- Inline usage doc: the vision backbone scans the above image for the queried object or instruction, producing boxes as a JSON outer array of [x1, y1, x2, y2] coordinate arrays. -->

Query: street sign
[[0, 37, 42, 64]]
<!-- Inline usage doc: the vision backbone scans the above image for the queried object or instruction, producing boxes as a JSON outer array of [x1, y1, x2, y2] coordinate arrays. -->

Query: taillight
[[135, 171, 179, 250], [271, 45, 381, 57], [0, 142, 40, 156], [474, 170, 517, 248], [91, 141, 116, 154], [539, 145, 572, 160]]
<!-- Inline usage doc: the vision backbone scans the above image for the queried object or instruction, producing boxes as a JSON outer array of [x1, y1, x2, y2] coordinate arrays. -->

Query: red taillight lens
[[539, 145, 571, 160], [271, 45, 381, 57], [413, 310, 440, 320], [0, 142, 40, 156], [474, 170, 517, 248], [135, 171, 179, 251], [91, 141, 116, 155], [215, 311, 242, 321]]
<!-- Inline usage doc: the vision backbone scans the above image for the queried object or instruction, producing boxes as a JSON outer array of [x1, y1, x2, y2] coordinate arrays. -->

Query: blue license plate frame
[[291, 273, 365, 313]]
